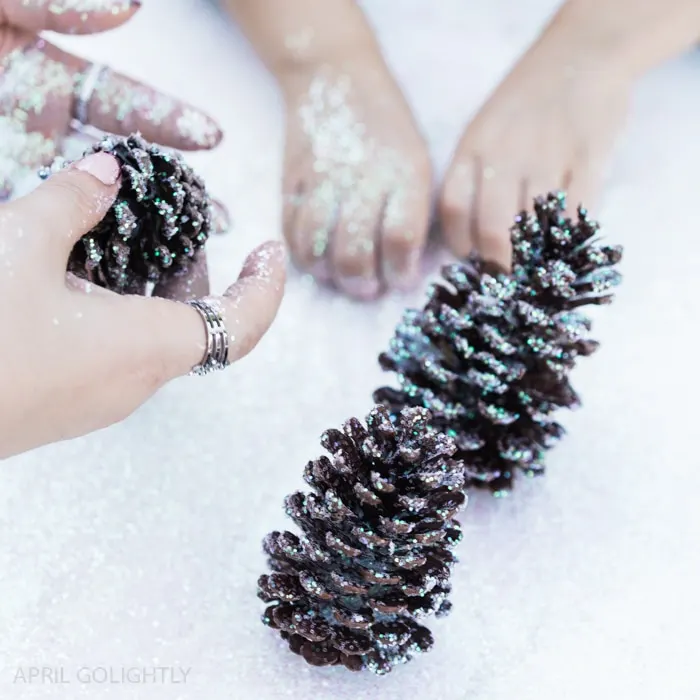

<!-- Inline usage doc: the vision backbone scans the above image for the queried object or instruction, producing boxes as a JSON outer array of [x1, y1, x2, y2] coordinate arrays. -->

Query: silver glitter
[[296, 74, 415, 260], [20, 0, 134, 14]]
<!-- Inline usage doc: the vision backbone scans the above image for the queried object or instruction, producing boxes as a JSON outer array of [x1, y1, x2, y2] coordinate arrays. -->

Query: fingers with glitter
[[330, 189, 382, 299], [380, 177, 431, 291], [287, 180, 336, 283], [6, 0, 140, 35], [78, 66, 223, 151], [136, 241, 287, 379], [441, 156, 519, 271], [1, 41, 72, 201], [438, 160, 478, 260]]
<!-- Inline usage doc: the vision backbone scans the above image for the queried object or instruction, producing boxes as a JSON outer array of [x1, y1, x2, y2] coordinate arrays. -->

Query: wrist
[[221, 0, 382, 88], [551, 0, 700, 81], [268, 30, 382, 89]]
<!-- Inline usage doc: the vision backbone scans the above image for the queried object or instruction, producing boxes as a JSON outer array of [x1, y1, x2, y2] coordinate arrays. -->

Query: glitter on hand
[[0, 42, 73, 196], [295, 73, 414, 262], [20, 0, 135, 15]]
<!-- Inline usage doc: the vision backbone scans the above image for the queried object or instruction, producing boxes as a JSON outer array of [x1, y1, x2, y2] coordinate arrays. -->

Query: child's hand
[[224, 0, 432, 300], [279, 55, 431, 299]]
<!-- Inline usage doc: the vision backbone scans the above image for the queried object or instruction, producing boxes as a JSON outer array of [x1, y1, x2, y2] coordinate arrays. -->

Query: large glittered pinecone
[[67, 133, 211, 293], [258, 406, 466, 675], [374, 192, 622, 494]]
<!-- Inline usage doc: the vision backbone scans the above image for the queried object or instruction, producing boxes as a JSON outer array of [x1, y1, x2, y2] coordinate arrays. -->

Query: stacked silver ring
[[187, 299, 229, 376]]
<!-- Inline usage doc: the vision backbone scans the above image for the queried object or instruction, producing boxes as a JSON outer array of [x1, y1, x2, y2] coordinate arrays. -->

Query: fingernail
[[383, 248, 421, 292], [131, 0, 143, 6], [338, 277, 381, 301], [240, 241, 286, 280], [308, 258, 332, 283], [72, 152, 120, 186]]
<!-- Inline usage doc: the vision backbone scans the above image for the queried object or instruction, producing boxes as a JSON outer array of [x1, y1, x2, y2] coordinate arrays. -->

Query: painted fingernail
[[72, 152, 120, 186], [240, 241, 286, 280]]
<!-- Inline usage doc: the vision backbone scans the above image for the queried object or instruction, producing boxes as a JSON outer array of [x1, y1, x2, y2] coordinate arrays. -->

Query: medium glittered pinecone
[[258, 406, 466, 675], [374, 192, 622, 494], [66, 133, 211, 293]]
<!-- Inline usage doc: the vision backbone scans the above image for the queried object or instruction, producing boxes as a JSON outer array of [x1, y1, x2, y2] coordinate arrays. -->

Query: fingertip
[[84, 70, 224, 152], [380, 236, 422, 292], [439, 192, 475, 259], [216, 243, 286, 364], [234, 240, 287, 286], [443, 224, 475, 260], [171, 108, 223, 151], [477, 231, 513, 272]]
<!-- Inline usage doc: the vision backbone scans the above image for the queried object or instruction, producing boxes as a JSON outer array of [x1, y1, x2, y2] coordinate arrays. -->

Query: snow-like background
[[2, 0, 699, 698]]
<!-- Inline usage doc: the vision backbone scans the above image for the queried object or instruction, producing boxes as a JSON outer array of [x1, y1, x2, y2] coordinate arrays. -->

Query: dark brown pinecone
[[258, 405, 466, 675], [61, 133, 211, 293], [374, 192, 622, 494]]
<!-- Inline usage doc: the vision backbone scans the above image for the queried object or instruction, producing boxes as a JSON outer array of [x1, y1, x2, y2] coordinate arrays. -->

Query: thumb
[[4, 0, 140, 35], [114, 241, 287, 383], [10, 152, 120, 264]]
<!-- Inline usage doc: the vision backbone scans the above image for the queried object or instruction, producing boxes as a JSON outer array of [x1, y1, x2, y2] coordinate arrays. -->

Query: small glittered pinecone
[[374, 192, 622, 494], [258, 406, 466, 675], [64, 133, 211, 293]]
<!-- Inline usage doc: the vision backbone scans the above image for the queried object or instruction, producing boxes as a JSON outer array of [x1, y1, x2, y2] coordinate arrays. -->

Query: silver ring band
[[72, 63, 108, 129], [187, 299, 229, 376]]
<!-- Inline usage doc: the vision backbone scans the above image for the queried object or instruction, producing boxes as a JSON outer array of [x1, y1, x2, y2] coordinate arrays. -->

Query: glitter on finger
[[0, 42, 74, 194], [175, 108, 221, 149], [295, 72, 418, 280], [90, 69, 177, 127], [20, 0, 136, 15]]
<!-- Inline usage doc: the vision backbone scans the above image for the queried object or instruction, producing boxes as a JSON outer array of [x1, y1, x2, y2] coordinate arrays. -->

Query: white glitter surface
[[2, 0, 700, 697]]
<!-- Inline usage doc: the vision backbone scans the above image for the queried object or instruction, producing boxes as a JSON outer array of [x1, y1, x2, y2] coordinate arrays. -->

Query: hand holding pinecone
[[42, 133, 212, 294]]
